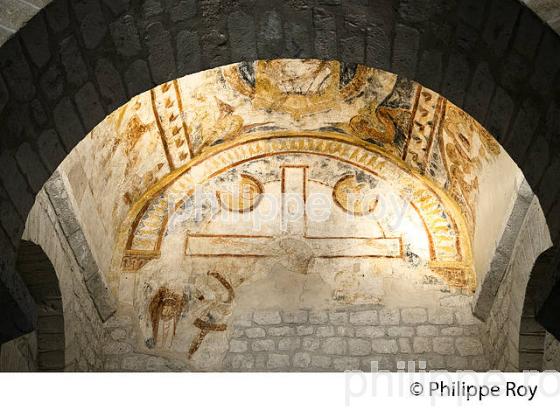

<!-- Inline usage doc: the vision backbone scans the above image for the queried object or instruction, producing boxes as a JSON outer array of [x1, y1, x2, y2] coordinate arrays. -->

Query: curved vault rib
[[116, 131, 475, 291]]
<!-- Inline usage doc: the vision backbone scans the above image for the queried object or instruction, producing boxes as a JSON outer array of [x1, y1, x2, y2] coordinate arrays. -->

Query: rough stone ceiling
[[0, 0, 559, 47]]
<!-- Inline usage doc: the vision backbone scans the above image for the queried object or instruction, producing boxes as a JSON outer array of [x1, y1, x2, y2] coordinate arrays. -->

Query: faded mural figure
[[147, 271, 235, 359], [149, 288, 186, 349], [187, 271, 235, 359], [111, 60, 515, 371]]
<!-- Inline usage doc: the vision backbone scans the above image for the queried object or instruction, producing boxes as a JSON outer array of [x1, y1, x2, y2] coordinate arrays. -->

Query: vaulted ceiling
[[0, 0, 559, 48]]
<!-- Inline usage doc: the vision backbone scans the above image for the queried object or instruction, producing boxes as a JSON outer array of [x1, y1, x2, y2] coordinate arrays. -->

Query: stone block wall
[[23, 189, 105, 371], [101, 308, 188, 372], [481, 196, 553, 370], [100, 303, 488, 372], [34, 298, 560, 372], [223, 306, 487, 372]]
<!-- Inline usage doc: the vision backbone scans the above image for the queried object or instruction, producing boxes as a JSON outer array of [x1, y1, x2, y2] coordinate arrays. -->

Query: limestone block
[[412, 337, 431, 353], [267, 354, 290, 369], [417, 325, 438, 336], [228, 354, 254, 370], [69, 228, 99, 279], [348, 338, 372, 356], [387, 326, 414, 337], [251, 339, 275, 352], [379, 308, 400, 325], [267, 326, 295, 337], [336, 326, 355, 337], [356, 326, 385, 338], [293, 352, 311, 368], [278, 337, 301, 351], [254, 354, 267, 369], [296, 325, 314, 336], [322, 337, 347, 355], [84, 272, 116, 321], [441, 327, 464, 336], [428, 308, 455, 325], [433, 337, 455, 355], [349, 310, 379, 325], [371, 339, 398, 354], [282, 310, 308, 324], [231, 328, 244, 338], [245, 327, 266, 338], [316, 325, 335, 337], [309, 311, 328, 324], [398, 338, 412, 353], [43, 172, 80, 237], [302, 337, 321, 352], [254, 311, 282, 325], [329, 311, 348, 324]]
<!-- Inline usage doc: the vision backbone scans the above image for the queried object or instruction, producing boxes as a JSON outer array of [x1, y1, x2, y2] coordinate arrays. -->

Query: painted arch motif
[[113, 59, 503, 297], [120, 133, 474, 291]]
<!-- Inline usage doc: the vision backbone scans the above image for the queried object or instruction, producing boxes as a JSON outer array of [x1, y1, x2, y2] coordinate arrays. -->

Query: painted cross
[[185, 165, 403, 267]]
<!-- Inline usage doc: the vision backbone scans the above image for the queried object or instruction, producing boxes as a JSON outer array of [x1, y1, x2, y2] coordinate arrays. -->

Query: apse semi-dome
[[12, 59, 549, 371]]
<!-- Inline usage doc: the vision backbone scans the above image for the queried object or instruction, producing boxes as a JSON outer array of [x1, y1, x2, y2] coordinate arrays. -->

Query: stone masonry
[[0, 0, 559, 369], [22, 189, 105, 371], [223, 305, 487, 372], [0, 0, 559, 347], [101, 309, 189, 372]]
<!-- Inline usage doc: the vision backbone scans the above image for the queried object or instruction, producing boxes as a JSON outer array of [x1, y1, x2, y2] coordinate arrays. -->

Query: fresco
[[78, 60, 509, 366]]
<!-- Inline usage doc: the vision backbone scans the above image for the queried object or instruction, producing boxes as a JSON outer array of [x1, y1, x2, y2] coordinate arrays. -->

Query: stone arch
[[15, 240, 65, 371], [519, 278, 547, 371], [477, 191, 553, 371], [18, 186, 108, 371], [519, 247, 559, 370], [119, 132, 475, 290], [0, 0, 558, 346]]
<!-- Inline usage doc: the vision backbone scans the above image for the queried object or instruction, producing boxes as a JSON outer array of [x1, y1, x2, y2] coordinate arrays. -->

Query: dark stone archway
[[519, 247, 560, 370], [15, 240, 65, 371], [0, 0, 559, 342]]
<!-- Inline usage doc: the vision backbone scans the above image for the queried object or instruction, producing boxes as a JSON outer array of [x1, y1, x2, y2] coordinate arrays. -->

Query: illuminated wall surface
[[5, 60, 555, 371]]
